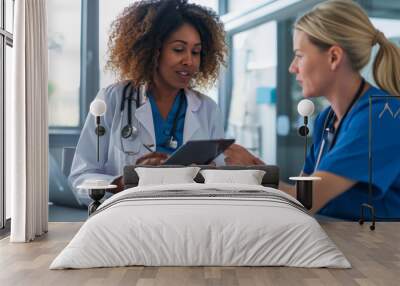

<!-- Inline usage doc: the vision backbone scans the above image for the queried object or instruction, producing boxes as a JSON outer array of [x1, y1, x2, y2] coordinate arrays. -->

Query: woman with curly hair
[[69, 0, 227, 195]]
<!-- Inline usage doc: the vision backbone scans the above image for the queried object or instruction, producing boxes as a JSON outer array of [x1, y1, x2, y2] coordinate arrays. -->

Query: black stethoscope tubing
[[314, 78, 366, 171], [119, 82, 185, 148], [120, 82, 141, 139]]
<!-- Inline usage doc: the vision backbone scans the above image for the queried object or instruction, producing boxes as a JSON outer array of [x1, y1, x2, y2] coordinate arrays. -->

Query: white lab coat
[[69, 82, 225, 196]]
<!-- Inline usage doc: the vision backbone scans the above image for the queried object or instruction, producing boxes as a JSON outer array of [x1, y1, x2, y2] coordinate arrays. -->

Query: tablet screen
[[163, 139, 235, 165]]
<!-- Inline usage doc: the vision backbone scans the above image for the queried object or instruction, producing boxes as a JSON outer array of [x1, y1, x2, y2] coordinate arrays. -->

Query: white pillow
[[135, 167, 201, 186], [200, 169, 266, 185]]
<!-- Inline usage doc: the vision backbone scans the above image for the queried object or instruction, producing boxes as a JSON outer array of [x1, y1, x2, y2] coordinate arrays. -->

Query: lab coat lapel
[[183, 89, 201, 142], [135, 100, 156, 145]]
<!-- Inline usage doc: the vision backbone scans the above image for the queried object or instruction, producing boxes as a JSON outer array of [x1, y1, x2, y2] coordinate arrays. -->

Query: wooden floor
[[0, 222, 399, 286]]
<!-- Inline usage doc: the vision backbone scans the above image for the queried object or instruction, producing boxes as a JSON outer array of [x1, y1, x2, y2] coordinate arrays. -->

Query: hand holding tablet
[[162, 139, 235, 165]]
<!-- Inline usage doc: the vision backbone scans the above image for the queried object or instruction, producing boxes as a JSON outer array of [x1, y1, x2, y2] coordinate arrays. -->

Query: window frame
[[48, 0, 99, 147], [219, 0, 324, 179], [220, 0, 400, 181], [1, 0, 14, 232], [46, 0, 325, 173], [49, 0, 226, 144]]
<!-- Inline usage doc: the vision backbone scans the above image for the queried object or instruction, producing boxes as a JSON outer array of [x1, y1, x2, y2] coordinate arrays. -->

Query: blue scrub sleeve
[[317, 100, 400, 197]]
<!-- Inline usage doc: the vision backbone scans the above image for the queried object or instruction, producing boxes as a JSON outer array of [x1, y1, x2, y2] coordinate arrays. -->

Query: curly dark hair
[[106, 0, 227, 89]]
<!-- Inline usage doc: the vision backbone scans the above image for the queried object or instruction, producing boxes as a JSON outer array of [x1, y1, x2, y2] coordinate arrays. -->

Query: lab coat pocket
[[118, 136, 143, 166]]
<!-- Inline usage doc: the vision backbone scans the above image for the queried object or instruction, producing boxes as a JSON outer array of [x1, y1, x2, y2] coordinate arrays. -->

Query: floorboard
[[0, 222, 399, 286]]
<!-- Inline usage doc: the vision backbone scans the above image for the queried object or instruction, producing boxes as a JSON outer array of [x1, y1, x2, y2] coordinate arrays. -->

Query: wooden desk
[[0, 222, 399, 286]]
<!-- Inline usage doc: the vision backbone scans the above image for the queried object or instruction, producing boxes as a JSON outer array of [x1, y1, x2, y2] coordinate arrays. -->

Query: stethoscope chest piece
[[121, 124, 138, 139], [120, 82, 143, 140], [167, 136, 178, 149]]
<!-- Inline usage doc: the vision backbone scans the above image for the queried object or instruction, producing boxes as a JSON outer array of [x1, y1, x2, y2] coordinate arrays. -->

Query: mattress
[[50, 183, 351, 269]]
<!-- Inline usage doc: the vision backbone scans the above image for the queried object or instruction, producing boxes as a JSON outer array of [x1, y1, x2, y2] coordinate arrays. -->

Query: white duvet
[[50, 183, 350, 269]]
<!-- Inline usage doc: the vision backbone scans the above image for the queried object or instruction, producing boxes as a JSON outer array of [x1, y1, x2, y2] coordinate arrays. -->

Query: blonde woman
[[225, 0, 400, 220]]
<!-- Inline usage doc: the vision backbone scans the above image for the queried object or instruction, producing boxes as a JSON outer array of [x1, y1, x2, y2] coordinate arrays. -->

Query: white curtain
[[8, 0, 49, 242]]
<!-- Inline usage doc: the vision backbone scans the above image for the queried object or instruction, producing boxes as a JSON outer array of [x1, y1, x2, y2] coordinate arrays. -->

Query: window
[[228, 0, 271, 13], [99, 0, 133, 89], [227, 21, 277, 163], [0, 37, 3, 230], [190, 0, 219, 103], [5, 0, 13, 32], [190, 0, 218, 12], [48, 0, 81, 127], [5, 45, 11, 220], [1, 0, 14, 230]]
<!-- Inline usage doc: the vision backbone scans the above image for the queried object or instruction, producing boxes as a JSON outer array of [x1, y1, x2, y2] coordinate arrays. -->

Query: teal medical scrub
[[304, 86, 400, 220], [149, 90, 187, 154]]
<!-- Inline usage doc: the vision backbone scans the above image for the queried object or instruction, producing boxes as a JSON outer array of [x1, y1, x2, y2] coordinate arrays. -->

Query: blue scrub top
[[304, 86, 400, 220], [149, 90, 187, 154]]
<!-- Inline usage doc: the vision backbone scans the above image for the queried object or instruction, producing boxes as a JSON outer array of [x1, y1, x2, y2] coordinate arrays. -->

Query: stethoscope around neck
[[119, 82, 183, 153], [314, 78, 366, 172]]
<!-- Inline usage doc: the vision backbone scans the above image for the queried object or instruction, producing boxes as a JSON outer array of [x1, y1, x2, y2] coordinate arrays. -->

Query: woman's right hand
[[136, 152, 168, 165]]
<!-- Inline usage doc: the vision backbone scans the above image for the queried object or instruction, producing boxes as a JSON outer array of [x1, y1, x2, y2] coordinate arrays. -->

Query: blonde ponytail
[[373, 32, 400, 96], [295, 0, 400, 96]]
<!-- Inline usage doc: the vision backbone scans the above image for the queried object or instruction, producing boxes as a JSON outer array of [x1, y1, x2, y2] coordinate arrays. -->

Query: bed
[[50, 165, 350, 269]]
